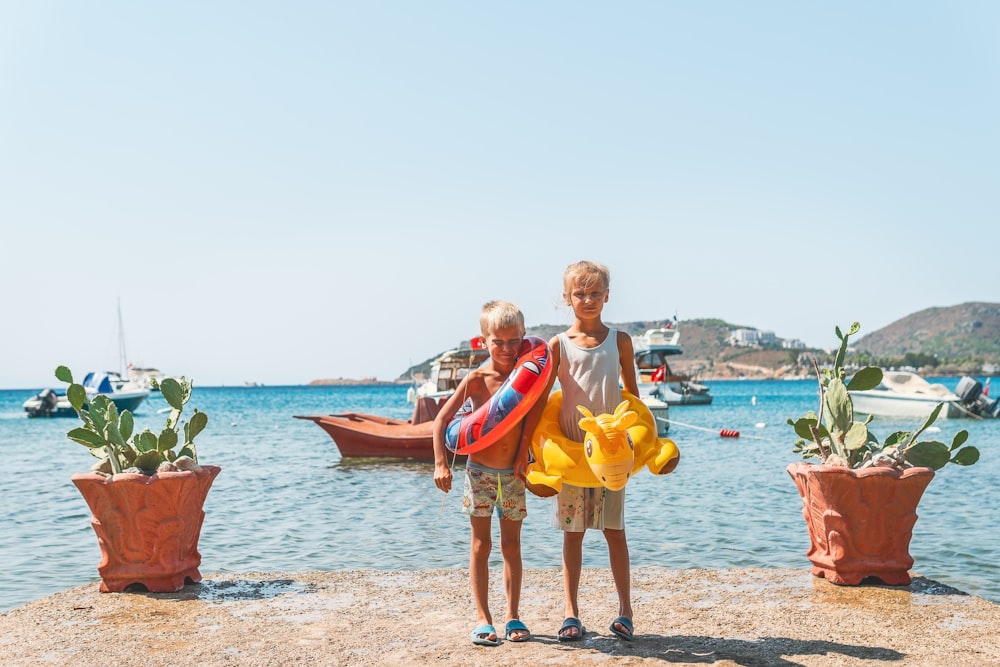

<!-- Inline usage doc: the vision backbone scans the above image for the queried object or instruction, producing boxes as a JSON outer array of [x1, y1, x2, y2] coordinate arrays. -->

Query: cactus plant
[[787, 323, 979, 470], [56, 365, 207, 475]]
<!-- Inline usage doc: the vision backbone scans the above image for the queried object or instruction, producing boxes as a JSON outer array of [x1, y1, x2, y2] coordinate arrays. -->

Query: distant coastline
[[307, 378, 410, 386]]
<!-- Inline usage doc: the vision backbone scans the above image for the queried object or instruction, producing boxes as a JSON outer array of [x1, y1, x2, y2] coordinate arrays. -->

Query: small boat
[[128, 366, 164, 392], [640, 393, 671, 437], [633, 324, 713, 406], [408, 337, 491, 402], [849, 371, 1000, 419], [23, 371, 150, 418], [295, 395, 463, 461]]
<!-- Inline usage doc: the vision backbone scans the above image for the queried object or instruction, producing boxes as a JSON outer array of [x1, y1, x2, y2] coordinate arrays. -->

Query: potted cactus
[[58, 365, 220, 593], [786, 323, 979, 586]]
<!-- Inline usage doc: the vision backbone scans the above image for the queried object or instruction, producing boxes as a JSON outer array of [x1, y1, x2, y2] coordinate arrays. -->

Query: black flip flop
[[558, 616, 585, 642]]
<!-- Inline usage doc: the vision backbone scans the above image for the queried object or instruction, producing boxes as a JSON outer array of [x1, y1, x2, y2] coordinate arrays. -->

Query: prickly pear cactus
[[787, 323, 979, 471]]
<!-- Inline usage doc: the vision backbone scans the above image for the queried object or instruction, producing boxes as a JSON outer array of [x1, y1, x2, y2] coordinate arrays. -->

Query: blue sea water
[[1, 378, 998, 612]]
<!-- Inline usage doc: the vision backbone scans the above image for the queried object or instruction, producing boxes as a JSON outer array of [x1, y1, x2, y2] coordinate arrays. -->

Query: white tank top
[[556, 329, 622, 441]]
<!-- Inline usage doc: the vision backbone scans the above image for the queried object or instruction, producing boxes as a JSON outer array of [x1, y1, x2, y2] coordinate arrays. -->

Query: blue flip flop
[[557, 616, 585, 642], [505, 619, 530, 642], [471, 623, 499, 646], [609, 616, 634, 641]]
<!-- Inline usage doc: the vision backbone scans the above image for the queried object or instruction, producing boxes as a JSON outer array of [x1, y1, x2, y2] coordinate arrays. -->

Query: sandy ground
[[1, 568, 998, 666]]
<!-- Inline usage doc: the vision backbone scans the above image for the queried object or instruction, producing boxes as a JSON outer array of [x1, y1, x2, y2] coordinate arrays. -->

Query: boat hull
[[849, 391, 964, 419], [23, 389, 150, 418], [295, 413, 464, 461], [656, 382, 713, 405]]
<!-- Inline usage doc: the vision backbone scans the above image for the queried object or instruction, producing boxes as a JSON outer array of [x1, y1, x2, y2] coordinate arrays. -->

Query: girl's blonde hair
[[562, 260, 610, 304], [480, 300, 525, 337]]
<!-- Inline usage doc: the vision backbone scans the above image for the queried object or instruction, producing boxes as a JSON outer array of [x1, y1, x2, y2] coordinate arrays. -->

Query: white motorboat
[[23, 371, 150, 418], [408, 337, 491, 403], [639, 393, 671, 437], [849, 371, 999, 419], [23, 301, 151, 418], [633, 325, 713, 406]]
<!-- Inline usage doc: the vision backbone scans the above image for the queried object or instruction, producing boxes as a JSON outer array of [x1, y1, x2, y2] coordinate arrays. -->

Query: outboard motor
[[25, 388, 59, 418], [955, 376, 982, 404], [39, 388, 59, 411], [955, 376, 1000, 418]]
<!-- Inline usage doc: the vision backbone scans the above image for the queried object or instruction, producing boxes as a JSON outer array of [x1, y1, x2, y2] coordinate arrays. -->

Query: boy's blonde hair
[[562, 260, 610, 304], [480, 301, 525, 337]]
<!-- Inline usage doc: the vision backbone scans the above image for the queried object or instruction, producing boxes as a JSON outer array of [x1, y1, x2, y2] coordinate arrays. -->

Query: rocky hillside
[[852, 302, 1000, 362], [400, 302, 1000, 381]]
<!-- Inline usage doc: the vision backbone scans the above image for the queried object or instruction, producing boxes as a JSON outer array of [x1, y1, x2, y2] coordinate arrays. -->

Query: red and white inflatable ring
[[445, 336, 552, 455]]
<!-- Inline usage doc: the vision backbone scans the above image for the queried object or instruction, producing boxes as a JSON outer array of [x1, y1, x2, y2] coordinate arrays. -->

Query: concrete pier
[[1, 568, 998, 666]]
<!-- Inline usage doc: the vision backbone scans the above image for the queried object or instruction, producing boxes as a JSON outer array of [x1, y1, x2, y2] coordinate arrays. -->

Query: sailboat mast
[[117, 298, 128, 378]]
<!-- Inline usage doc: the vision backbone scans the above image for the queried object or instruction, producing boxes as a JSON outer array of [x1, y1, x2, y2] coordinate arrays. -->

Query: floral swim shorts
[[551, 484, 625, 531], [462, 463, 526, 521]]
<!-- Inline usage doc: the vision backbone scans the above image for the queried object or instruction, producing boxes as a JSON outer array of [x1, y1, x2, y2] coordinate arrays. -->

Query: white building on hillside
[[729, 329, 760, 347]]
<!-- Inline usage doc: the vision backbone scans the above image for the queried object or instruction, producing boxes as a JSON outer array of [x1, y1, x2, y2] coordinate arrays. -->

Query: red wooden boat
[[295, 396, 465, 462], [297, 338, 491, 461]]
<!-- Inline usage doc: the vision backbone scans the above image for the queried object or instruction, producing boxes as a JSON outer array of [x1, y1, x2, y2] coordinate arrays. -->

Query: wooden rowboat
[[294, 396, 466, 462]]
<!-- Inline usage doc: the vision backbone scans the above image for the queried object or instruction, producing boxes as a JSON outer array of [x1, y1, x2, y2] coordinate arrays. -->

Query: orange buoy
[[719, 429, 740, 438]]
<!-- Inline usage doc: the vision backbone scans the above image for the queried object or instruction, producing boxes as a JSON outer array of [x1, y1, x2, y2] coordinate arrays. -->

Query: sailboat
[[23, 300, 151, 418]]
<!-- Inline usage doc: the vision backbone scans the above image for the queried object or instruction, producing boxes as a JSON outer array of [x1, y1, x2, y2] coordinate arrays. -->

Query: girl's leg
[[559, 530, 585, 637], [470, 516, 495, 638], [498, 518, 527, 640], [604, 527, 633, 635]]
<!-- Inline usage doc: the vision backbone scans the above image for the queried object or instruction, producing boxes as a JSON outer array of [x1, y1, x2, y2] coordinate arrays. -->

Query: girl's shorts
[[551, 484, 625, 531]]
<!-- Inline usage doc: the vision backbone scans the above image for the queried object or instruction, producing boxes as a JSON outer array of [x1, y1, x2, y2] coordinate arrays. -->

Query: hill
[[853, 302, 1000, 363], [397, 302, 1000, 381]]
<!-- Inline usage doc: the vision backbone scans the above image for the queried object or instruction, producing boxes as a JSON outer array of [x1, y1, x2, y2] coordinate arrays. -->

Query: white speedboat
[[23, 371, 150, 418], [639, 393, 671, 437], [849, 371, 999, 419], [633, 325, 713, 406], [408, 338, 491, 403]]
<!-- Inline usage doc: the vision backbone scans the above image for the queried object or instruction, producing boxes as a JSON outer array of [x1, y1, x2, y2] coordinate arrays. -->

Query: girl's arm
[[617, 330, 640, 396], [513, 336, 560, 479]]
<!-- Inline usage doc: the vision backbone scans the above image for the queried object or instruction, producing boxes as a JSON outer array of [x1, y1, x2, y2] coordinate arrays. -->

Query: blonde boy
[[432, 300, 547, 646]]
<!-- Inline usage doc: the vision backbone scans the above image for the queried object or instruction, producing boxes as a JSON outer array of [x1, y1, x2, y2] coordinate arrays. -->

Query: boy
[[432, 300, 548, 646]]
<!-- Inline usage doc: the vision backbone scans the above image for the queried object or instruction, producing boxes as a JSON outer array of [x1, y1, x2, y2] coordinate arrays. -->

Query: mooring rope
[[659, 416, 772, 441]]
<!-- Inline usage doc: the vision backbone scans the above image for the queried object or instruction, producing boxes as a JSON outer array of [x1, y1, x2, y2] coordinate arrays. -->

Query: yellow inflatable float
[[526, 390, 680, 495]]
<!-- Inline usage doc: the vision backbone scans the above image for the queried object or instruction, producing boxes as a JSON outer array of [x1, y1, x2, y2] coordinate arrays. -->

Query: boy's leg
[[604, 528, 633, 637], [559, 530, 585, 637], [498, 518, 527, 640], [470, 516, 495, 639]]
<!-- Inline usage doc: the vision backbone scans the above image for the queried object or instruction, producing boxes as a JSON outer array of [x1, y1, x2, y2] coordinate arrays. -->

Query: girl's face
[[567, 276, 608, 317]]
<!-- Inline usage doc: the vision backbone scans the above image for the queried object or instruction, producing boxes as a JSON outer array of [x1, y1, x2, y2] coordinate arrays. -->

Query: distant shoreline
[[306, 378, 411, 386]]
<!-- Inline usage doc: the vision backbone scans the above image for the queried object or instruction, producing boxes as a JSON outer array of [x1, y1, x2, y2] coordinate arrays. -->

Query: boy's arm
[[617, 330, 640, 396], [432, 374, 474, 493]]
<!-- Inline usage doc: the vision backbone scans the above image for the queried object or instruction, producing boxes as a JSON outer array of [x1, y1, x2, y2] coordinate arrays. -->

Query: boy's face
[[482, 325, 524, 367], [568, 277, 608, 316]]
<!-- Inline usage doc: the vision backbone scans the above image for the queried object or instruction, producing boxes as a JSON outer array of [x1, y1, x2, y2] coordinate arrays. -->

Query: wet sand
[[1, 568, 998, 666]]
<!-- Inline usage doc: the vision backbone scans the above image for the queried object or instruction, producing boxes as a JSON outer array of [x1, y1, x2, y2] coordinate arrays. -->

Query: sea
[[2, 378, 998, 613]]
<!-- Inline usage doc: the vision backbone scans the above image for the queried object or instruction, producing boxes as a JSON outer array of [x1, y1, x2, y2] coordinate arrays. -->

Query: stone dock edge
[[1, 567, 998, 666]]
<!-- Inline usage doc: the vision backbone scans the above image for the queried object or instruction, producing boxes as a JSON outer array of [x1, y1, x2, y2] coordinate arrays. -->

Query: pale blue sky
[[2, 2, 998, 389]]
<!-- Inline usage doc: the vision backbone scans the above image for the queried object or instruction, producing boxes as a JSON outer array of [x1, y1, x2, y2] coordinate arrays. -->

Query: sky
[[2, 2, 998, 390]]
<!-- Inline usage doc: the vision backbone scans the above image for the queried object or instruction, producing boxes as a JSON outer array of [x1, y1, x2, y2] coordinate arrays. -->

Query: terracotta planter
[[786, 462, 934, 586], [71, 465, 221, 592]]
